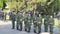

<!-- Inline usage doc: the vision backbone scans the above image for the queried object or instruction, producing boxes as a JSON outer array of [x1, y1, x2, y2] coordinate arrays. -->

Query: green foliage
[[38, 0, 60, 15], [0, 0, 60, 15], [0, 0, 7, 10], [0, 0, 3, 8]]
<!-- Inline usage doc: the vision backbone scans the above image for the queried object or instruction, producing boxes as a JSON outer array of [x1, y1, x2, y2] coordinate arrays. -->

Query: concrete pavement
[[0, 20, 59, 34]]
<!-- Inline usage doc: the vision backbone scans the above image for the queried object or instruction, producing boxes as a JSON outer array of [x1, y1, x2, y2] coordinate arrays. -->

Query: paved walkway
[[0, 20, 59, 34]]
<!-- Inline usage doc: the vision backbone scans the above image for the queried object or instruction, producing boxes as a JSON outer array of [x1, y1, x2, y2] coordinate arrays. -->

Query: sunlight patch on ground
[[0, 20, 11, 25]]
